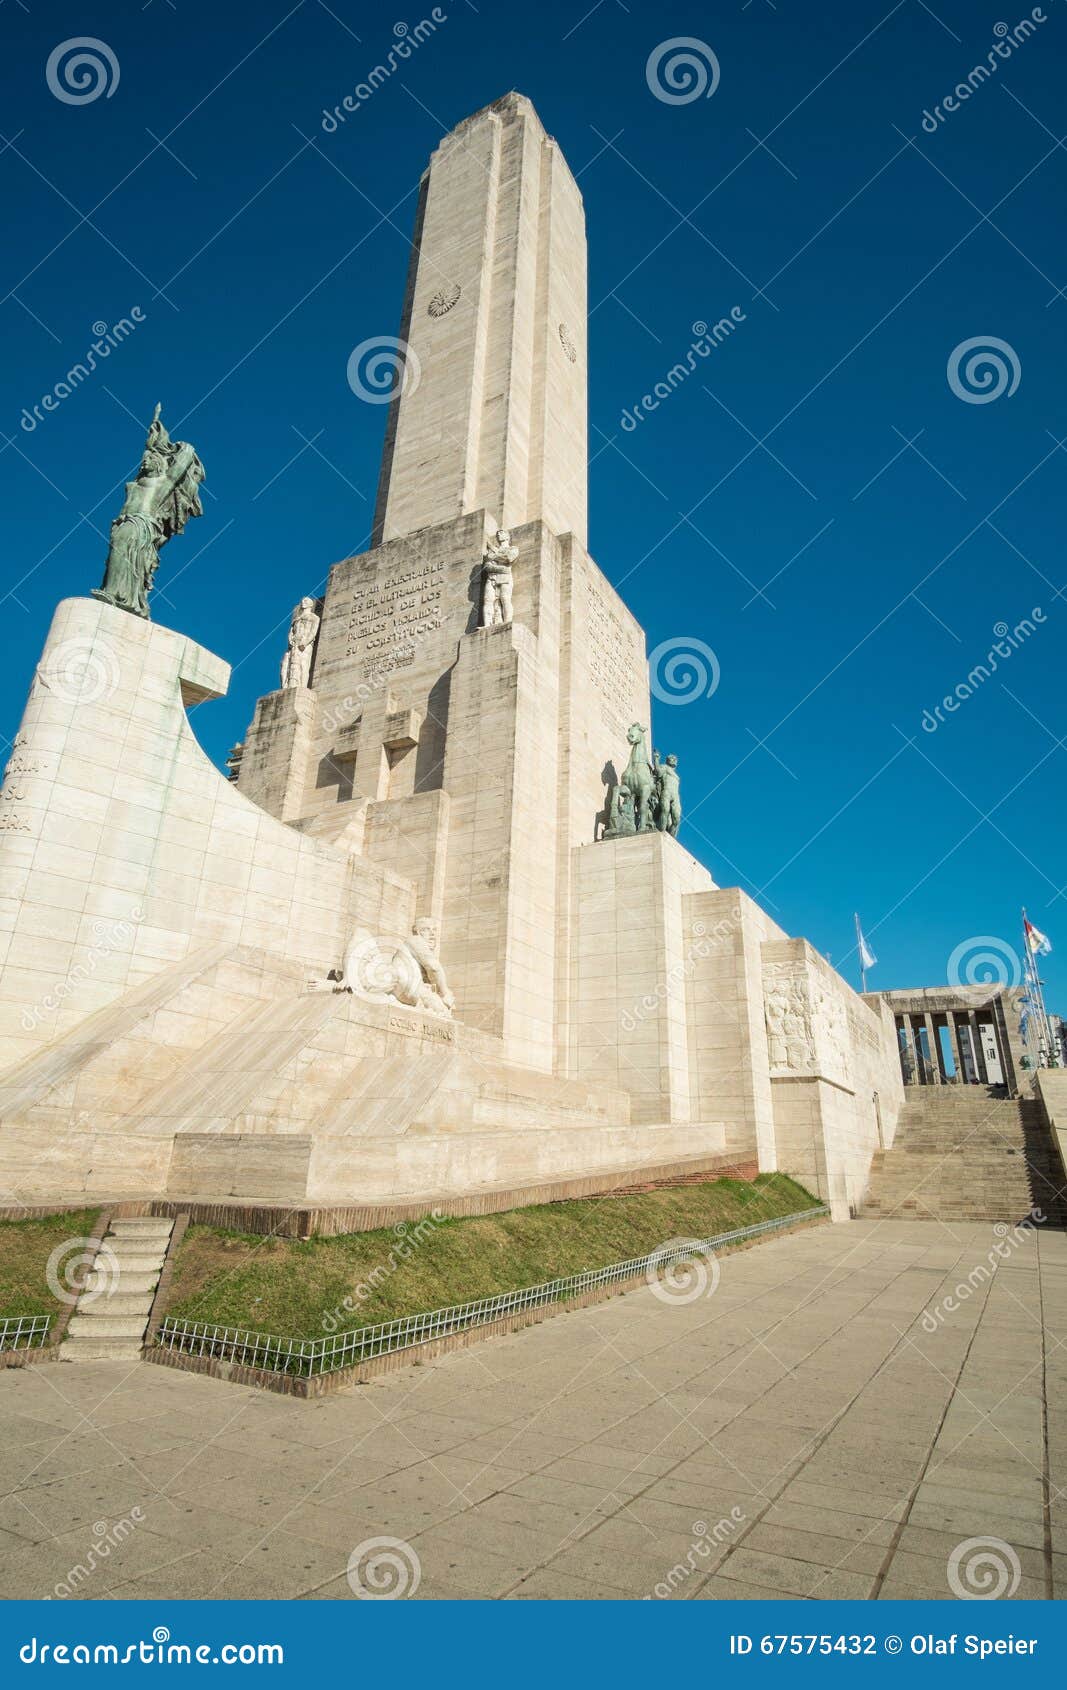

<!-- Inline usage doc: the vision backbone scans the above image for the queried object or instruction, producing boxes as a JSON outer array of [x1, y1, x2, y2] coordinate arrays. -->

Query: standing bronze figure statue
[[658, 753, 682, 836], [93, 405, 206, 619]]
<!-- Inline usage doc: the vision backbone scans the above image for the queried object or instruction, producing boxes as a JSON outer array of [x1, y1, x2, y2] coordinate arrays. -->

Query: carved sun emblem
[[558, 321, 577, 363], [427, 283, 461, 318]]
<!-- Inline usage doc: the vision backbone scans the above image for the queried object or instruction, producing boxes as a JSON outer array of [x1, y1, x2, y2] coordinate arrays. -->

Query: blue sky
[[1, 0, 1065, 1010]]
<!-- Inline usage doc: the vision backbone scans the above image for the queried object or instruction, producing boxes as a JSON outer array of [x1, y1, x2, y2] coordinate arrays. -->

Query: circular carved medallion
[[427, 283, 461, 318], [558, 321, 577, 363]]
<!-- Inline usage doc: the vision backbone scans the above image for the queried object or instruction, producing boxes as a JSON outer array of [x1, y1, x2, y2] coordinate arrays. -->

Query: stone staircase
[[861, 1087, 1067, 1224], [59, 1217, 174, 1361]]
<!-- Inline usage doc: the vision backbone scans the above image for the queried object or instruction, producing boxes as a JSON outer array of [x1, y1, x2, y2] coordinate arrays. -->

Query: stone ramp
[[0, 940, 730, 1210], [861, 1086, 1067, 1224], [59, 1217, 173, 1362], [133, 990, 345, 1135], [0, 943, 313, 1201], [0, 942, 237, 1122]]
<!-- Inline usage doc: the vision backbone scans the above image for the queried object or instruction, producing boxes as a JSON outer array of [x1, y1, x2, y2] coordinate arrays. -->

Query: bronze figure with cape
[[93, 405, 205, 619]]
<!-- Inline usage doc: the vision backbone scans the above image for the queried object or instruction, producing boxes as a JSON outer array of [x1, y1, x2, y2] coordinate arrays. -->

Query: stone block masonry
[[373, 94, 588, 551], [0, 91, 912, 1221]]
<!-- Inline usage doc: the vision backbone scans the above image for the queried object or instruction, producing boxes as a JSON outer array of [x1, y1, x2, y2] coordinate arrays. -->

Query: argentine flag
[[1025, 919, 1052, 956]]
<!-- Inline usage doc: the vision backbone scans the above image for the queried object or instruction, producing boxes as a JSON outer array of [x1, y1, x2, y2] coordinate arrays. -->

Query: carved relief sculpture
[[94, 405, 205, 620], [404, 919, 455, 1017], [479, 528, 518, 627], [337, 921, 454, 1019], [280, 597, 321, 689], [764, 966, 816, 1074]]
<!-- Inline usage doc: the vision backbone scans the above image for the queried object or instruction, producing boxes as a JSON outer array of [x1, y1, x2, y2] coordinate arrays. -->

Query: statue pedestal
[[441, 620, 559, 1071], [238, 686, 318, 821]]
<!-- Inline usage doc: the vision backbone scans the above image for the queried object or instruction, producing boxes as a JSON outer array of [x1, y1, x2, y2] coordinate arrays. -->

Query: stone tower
[[236, 92, 649, 1075], [373, 93, 588, 550]]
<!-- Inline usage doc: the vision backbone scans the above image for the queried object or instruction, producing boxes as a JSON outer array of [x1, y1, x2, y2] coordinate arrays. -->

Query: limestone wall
[[684, 888, 789, 1167], [372, 94, 588, 550], [1035, 1068, 1067, 1179], [0, 597, 414, 1074], [763, 938, 904, 1218], [236, 509, 650, 1078], [567, 858, 903, 1215], [569, 832, 717, 1124]]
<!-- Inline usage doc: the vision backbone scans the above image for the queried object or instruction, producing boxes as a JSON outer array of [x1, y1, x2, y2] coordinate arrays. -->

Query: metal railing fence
[[156, 1206, 827, 1379], [0, 1314, 53, 1352]]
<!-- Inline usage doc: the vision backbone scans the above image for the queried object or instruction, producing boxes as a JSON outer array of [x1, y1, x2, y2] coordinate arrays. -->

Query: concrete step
[[95, 1252, 167, 1276], [58, 1218, 176, 1363], [80, 1292, 156, 1318], [107, 1219, 173, 1239], [106, 1231, 170, 1252], [66, 1313, 151, 1340], [862, 1084, 1066, 1221], [58, 1338, 145, 1361], [86, 1270, 158, 1297]]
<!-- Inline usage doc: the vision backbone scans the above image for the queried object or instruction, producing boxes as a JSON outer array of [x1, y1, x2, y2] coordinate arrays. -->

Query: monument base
[[0, 595, 905, 1226], [0, 936, 730, 1207]]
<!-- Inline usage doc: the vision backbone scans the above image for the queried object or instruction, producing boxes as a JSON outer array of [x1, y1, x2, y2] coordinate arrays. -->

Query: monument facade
[[0, 95, 903, 1223]]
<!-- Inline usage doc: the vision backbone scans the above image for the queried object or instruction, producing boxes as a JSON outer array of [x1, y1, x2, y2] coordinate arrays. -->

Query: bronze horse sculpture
[[622, 723, 655, 833]]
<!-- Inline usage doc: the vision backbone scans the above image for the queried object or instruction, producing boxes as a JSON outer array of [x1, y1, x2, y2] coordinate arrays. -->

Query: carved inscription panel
[[344, 560, 446, 681], [585, 583, 644, 738]]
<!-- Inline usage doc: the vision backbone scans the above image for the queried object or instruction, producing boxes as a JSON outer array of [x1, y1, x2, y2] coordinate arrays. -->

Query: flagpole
[[854, 912, 866, 993], [1022, 906, 1055, 1067], [1022, 906, 1039, 1066]]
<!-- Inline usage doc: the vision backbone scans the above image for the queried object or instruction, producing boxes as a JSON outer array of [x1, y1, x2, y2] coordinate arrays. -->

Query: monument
[[0, 95, 904, 1224]]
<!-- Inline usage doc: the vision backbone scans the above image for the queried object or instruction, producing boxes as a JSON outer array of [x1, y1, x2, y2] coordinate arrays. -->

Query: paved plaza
[[0, 1219, 1062, 1601]]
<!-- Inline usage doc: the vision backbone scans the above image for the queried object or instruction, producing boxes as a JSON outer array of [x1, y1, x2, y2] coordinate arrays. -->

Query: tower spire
[[373, 93, 588, 549]]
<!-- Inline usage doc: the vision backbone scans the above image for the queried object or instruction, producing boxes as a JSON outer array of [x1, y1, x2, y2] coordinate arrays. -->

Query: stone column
[[923, 1012, 943, 1083], [970, 1011, 989, 1084], [899, 1017, 919, 1085], [950, 1014, 972, 1084]]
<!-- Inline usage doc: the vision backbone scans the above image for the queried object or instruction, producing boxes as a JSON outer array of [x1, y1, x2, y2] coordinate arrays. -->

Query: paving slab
[[0, 1219, 1056, 1600]]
